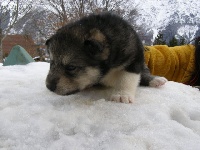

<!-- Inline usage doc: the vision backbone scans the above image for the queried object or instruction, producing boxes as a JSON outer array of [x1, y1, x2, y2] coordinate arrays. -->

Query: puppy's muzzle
[[46, 75, 80, 95]]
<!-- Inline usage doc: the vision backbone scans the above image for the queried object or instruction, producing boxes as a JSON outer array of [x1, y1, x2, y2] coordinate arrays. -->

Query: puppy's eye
[[65, 65, 77, 71]]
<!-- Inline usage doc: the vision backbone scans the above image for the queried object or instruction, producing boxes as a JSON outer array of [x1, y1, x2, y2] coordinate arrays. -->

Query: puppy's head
[[45, 27, 109, 95]]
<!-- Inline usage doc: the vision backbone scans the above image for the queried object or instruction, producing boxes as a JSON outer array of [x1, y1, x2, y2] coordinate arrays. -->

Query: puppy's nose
[[46, 78, 58, 92], [46, 83, 56, 92]]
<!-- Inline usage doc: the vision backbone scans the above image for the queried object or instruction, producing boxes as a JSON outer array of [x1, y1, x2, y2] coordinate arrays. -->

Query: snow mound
[[0, 62, 200, 149]]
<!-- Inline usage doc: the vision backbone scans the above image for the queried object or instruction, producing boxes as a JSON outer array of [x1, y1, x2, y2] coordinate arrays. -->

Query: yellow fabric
[[144, 45, 195, 83]]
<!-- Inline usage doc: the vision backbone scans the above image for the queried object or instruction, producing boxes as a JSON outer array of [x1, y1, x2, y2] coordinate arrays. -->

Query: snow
[[0, 62, 200, 150]]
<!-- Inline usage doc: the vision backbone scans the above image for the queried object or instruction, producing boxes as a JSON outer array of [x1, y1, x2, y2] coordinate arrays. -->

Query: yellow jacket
[[144, 45, 195, 83]]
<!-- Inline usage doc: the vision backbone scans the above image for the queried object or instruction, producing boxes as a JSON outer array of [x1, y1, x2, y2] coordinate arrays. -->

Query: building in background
[[2, 34, 39, 58]]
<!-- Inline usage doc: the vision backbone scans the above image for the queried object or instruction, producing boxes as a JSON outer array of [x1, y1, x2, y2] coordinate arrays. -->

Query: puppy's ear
[[45, 38, 52, 55], [45, 38, 52, 46], [84, 28, 106, 56], [89, 28, 106, 43], [84, 39, 103, 56]]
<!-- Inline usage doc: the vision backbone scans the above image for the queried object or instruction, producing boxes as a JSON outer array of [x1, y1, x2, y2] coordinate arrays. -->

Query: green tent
[[3, 45, 35, 66]]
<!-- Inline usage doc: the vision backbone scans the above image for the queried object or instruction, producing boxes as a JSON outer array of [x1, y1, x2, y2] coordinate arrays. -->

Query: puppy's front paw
[[110, 94, 134, 103], [149, 77, 168, 87]]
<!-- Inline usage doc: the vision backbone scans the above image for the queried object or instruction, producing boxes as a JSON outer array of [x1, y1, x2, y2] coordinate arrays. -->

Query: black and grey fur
[[46, 13, 167, 103]]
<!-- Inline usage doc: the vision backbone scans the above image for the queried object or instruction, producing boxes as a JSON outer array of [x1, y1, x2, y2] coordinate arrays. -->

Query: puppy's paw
[[149, 77, 168, 87], [110, 94, 134, 103]]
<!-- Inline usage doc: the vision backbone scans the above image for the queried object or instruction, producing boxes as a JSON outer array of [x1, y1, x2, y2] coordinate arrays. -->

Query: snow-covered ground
[[0, 62, 200, 150]]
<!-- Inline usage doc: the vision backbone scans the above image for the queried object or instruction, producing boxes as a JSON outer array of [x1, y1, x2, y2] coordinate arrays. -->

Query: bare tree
[[34, 0, 139, 39], [0, 0, 33, 62]]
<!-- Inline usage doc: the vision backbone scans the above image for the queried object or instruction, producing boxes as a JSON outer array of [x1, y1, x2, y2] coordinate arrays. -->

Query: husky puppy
[[45, 13, 167, 103]]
